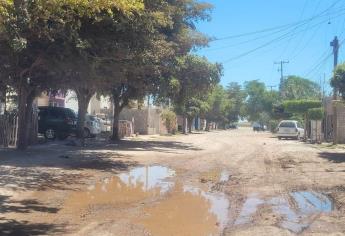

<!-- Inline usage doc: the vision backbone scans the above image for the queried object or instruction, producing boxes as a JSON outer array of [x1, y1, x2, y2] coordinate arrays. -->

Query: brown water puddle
[[63, 166, 175, 213], [137, 183, 230, 236], [62, 166, 230, 235], [233, 191, 334, 233]]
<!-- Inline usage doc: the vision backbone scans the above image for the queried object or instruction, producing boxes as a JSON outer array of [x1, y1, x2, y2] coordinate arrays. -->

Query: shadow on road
[[0, 217, 66, 236], [0, 195, 59, 214], [0, 137, 201, 191], [319, 152, 345, 163], [0, 195, 65, 236], [112, 140, 202, 153]]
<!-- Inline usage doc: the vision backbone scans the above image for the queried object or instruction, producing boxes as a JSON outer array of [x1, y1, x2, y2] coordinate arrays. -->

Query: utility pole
[[274, 61, 289, 97], [330, 36, 340, 144], [267, 85, 277, 92]]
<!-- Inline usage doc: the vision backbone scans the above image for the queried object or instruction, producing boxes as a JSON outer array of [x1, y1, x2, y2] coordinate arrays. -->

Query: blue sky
[[196, 0, 345, 94]]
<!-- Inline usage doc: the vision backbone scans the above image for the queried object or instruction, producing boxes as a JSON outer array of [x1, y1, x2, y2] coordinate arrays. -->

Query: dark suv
[[38, 106, 77, 140]]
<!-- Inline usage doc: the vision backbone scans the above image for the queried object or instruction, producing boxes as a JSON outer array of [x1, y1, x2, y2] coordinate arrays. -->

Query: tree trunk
[[111, 96, 122, 141], [26, 93, 37, 145], [304, 113, 307, 142], [17, 86, 35, 150], [182, 115, 187, 134], [205, 120, 210, 131], [0, 85, 6, 114], [187, 117, 193, 133], [76, 89, 94, 146]]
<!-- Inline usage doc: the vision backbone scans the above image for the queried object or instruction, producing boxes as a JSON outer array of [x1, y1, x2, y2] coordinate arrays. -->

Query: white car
[[277, 120, 304, 140], [84, 115, 102, 137]]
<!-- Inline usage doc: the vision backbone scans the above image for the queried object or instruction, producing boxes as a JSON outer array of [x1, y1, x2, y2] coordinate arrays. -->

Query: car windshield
[[65, 109, 77, 119], [279, 122, 296, 128]]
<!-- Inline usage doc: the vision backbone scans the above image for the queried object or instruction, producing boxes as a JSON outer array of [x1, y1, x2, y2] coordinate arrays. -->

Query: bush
[[283, 100, 321, 114], [308, 108, 324, 120], [268, 120, 279, 133], [161, 110, 177, 134]]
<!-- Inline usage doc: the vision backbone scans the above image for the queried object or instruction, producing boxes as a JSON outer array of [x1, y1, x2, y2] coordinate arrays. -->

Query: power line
[[212, 0, 344, 42], [221, 12, 345, 64], [207, 7, 345, 57], [303, 37, 345, 78]]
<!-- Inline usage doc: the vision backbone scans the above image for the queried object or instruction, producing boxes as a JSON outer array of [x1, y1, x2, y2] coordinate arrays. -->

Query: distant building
[[88, 94, 101, 115], [37, 91, 65, 107], [119, 107, 168, 135]]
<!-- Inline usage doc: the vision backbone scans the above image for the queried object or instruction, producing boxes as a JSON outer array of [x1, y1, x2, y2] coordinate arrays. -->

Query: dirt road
[[1, 128, 345, 235]]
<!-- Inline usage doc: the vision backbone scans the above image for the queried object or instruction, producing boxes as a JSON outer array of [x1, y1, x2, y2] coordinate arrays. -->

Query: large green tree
[[171, 55, 222, 133], [204, 85, 230, 129], [226, 82, 246, 123], [331, 63, 345, 99], [282, 76, 321, 100]]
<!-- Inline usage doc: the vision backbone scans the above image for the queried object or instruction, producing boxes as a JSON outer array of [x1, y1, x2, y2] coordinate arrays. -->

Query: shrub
[[307, 108, 324, 120], [283, 100, 321, 114], [161, 110, 177, 134]]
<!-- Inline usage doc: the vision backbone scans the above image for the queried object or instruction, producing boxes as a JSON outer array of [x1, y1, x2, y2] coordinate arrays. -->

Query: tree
[[99, 0, 214, 140], [226, 82, 246, 123], [282, 76, 321, 100], [331, 63, 345, 99], [205, 85, 230, 129], [171, 55, 223, 133], [0, 0, 154, 147], [243, 80, 279, 124]]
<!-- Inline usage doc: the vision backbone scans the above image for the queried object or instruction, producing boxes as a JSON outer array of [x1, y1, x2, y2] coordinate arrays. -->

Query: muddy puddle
[[63, 166, 230, 236], [235, 191, 334, 233], [270, 191, 334, 233]]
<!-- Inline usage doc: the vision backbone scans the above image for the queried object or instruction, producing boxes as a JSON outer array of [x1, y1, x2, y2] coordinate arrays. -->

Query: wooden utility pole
[[274, 61, 289, 97], [330, 36, 339, 145]]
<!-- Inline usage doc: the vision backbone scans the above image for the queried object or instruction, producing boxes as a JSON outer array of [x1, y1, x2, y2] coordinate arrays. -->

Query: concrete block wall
[[336, 103, 345, 143], [119, 108, 168, 135]]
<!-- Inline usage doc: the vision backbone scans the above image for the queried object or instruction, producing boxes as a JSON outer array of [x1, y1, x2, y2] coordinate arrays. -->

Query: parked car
[[228, 124, 238, 129], [276, 120, 304, 140], [253, 122, 266, 131], [38, 106, 77, 140], [84, 115, 102, 137]]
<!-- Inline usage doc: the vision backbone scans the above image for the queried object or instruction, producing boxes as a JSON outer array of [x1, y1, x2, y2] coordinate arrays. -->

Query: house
[[37, 91, 65, 107], [119, 107, 168, 135]]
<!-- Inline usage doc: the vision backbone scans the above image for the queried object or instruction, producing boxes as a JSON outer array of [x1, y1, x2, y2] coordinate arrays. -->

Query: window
[[49, 102, 58, 107], [279, 122, 296, 128]]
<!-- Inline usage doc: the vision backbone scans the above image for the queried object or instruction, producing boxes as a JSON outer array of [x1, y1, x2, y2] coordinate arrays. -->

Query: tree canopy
[[332, 63, 345, 99], [282, 76, 321, 100]]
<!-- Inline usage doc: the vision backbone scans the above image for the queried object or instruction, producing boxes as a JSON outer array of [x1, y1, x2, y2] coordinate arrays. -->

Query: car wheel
[[83, 128, 91, 138], [44, 128, 56, 140]]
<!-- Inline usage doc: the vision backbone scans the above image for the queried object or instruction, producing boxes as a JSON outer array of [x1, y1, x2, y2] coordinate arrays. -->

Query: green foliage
[[268, 119, 279, 133], [0, 0, 218, 147], [282, 76, 321, 100], [172, 54, 223, 117], [226, 82, 246, 122], [332, 63, 345, 99], [283, 100, 321, 114], [205, 85, 229, 124], [161, 110, 177, 134], [307, 108, 324, 120], [243, 80, 279, 123]]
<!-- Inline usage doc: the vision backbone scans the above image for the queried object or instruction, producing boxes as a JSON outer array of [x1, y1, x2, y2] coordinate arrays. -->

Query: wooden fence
[[0, 114, 18, 148], [0, 108, 38, 148]]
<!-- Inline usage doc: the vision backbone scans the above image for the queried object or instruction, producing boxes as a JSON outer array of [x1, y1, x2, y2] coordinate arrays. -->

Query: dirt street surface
[[1, 128, 345, 236]]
